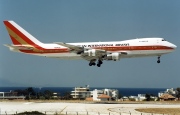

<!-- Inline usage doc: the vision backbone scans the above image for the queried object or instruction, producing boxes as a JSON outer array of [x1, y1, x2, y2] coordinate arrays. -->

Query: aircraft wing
[[4, 44, 34, 50], [55, 42, 84, 53], [80, 55, 99, 61], [55, 42, 107, 61], [120, 51, 128, 55]]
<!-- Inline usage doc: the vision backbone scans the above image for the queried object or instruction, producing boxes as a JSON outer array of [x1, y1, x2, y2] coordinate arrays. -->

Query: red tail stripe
[[4, 21, 35, 45], [4, 21, 44, 50], [10, 35, 22, 45]]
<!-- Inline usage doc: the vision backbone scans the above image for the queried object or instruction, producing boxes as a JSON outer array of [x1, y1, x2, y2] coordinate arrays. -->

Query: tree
[[176, 87, 180, 100], [118, 93, 123, 99], [14, 89, 27, 96], [44, 90, 53, 100], [145, 94, 151, 101], [25, 87, 36, 99], [63, 92, 72, 100], [26, 87, 36, 96], [15, 87, 36, 100]]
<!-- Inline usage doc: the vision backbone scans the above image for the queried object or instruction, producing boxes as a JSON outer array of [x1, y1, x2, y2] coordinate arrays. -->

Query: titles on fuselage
[[78, 43, 129, 48]]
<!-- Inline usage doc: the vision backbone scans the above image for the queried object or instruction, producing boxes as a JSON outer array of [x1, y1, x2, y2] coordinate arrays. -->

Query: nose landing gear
[[157, 56, 160, 63]]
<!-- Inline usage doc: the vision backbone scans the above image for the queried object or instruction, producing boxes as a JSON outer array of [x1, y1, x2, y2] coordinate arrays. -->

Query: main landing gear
[[97, 60, 103, 67], [89, 62, 96, 66], [157, 56, 161, 63], [89, 59, 103, 67], [89, 60, 96, 66]]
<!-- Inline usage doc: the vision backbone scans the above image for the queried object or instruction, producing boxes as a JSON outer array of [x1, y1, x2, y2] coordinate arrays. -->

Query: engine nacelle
[[106, 53, 120, 61], [84, 49, 97, 56]]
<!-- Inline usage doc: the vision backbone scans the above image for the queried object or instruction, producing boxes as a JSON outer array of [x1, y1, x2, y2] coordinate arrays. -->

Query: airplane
[[3, 20, 177, 67]]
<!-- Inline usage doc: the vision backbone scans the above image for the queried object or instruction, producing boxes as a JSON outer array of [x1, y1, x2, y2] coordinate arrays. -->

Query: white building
[[0, 90, 25, 99], [129, 94, 146, 101], [92, 88, 119, 101], [71, 85, 91, 99], [71, 86, 119, 101], [138, 94, 146, 101], [129, 94, 157, 101], [92, 89, 103, 101], [52, 92, 59, 98]]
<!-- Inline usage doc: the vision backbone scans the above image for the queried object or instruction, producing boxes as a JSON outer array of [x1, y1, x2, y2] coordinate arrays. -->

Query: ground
[[136, 108, 180, 115], [1, 100, 180, 115]]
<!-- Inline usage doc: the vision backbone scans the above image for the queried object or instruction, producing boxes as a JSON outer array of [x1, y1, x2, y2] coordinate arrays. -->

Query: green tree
[[63, 92, 72, 100], [145, 94, 151, 101], [176, 87, 180, 100], [44, 90, 53, 100], [14, 89, 27, 96], [25, 87, 36, 99], [15, 87, 36, 100], [26, 87, 36, 96], [118, 93, 123, 99]]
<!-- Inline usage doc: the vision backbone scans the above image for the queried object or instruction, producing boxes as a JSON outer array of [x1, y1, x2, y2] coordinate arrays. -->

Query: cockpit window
[[162, 39, 166, 41]]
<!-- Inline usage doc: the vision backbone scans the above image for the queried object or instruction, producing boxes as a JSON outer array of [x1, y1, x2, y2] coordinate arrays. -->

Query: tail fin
[[3, 20, 43, 46]]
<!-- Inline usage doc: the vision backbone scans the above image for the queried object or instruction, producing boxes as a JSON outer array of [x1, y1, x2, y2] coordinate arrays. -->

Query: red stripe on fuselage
[[18, 45, 173, 54], [97, 45, 173, 51]]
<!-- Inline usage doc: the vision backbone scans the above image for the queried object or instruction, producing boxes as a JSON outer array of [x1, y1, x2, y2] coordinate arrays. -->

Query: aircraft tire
[[97, 64, 101, 67], [98, 60, 103, 64], [157, 60, 160, 63]]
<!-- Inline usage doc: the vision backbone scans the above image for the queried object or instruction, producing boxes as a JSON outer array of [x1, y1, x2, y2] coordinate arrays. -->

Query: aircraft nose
[[171, 44, 177, 49]]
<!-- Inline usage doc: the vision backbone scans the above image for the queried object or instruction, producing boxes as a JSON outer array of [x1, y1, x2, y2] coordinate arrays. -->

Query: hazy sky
[[0, 0, 180, 88]]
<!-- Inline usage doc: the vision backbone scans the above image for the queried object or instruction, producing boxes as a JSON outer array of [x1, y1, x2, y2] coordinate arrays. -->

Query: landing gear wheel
[[98, 60, 103, 64], [89, 63, 92, 66], [157, 56, 161, 64], [97, 64, 101, 67], [92, 63, 96, 66], [157, 60, 160, 63]]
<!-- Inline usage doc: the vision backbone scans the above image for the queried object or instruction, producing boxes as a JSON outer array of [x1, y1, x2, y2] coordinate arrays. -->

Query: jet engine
[[84, 49, 97, 56], [105, 53, 120, 61]]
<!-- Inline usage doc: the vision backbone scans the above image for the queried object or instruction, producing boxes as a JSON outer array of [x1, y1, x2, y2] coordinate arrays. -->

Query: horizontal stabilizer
[[4, 44, 34, 50]]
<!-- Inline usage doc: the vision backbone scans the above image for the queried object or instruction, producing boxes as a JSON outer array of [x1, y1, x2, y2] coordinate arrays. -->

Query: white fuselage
[[23, 38, 176, 60]]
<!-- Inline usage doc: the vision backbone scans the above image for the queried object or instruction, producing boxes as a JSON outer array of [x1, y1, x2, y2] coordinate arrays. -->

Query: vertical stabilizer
[[4, 21, 43, 46]]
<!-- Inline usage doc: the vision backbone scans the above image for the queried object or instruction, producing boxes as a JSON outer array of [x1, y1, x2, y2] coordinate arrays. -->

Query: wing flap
[[120, 51, 128, 55]]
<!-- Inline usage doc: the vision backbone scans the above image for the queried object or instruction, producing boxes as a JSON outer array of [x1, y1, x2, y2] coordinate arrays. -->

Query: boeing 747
[[4, 21, 177, 67]]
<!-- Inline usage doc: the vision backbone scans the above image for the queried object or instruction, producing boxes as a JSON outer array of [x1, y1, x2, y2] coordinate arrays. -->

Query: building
[[52, 92, 59, 98], [137, 94, 146, 101], [71, 86, 119, 101], [159, 93, 176, 101], [128, 94, 157, 101], [92, 88, 119, 101], [129, 94, 146, 101], [71, 85, 91, 99], [121, 96, 129, 101], [158, 88, 177, 97], [0, 90, 25, 99], [98, 94, 111, 101]]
